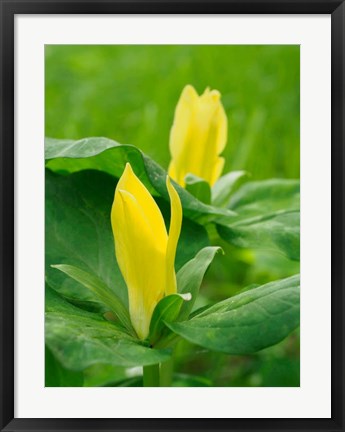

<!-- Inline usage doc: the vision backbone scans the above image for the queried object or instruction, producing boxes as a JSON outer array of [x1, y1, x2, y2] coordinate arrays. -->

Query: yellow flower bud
[[168, 84, 228, 187], [111, 163, 182, 340]]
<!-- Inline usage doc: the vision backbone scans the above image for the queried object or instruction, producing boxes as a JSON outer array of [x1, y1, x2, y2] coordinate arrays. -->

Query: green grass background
[[45, 45, 300, 387]]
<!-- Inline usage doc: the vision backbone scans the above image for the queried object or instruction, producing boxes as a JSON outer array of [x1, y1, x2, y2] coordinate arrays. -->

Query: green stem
[[143, 364, 160, 387], [160, 357, 174, 387]]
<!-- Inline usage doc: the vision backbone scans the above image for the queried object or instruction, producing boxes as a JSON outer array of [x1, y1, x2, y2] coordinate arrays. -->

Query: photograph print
[[45, 45, 300, 388]]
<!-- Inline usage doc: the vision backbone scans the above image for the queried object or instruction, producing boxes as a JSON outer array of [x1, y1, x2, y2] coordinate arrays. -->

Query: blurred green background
[[45, 45, 300, 387], [45, 45, 300, 180]]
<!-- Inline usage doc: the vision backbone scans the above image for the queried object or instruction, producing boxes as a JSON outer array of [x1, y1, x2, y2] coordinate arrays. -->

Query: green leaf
[[217, 210, 300, 261], [45, 169, 128, 308], [167, 274, 300, 355], [211, 170, 247, 207], [216, 179, 300, 260], [51, 264, 134, 335], [185, 174, 211, 204], [45, 346, 84, 387], [46, 286, 171, 370], [177, 246, 222, 320], [45, 137, 235, 222], [228, 178, 300, 217], [149, 293, 191, 346]]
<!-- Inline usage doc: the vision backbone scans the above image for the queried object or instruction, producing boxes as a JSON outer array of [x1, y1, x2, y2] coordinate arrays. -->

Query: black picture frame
[[1, 1, 344, 431]]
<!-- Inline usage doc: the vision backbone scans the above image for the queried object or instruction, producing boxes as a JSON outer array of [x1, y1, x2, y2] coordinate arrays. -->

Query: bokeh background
[[46, 45, 300, 387]]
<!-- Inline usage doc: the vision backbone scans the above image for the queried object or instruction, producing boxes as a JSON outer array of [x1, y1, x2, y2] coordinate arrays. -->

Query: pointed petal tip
[[124, 162, 133, 172], [184, 84, 196, 92], [120, 162, 138, 185], [202, 87, 221, 102], [118, 163, 133, 183], [181, 84, 199, 100], [210, 89, 221, 100]]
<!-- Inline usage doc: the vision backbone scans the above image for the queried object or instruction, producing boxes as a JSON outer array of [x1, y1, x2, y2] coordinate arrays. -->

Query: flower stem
[[143, 364, 160, 387], [160, 357, 174, 387]]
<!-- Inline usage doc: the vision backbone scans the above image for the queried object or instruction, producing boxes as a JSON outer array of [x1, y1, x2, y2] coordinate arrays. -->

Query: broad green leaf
[[211, 170, 247, 207], [228, 178, 300, 218], [46, 169, 209, 309], [46, 286, 171, 369], [45, 137, 235, 222], [168, 274, 300, 355], [177, 246, 222, 320], [217, 210, 300, 261], [51, 264, 134, 335], [216, 179, 300, 260], [149, 293, 191, 346], [45, 346, 84, 387], [185, 173, 211, 204], [45, 168, 128, 307]]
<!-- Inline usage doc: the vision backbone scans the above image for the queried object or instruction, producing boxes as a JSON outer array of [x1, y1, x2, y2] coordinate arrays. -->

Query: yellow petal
[[168, 160, 178, 184], [111, 164, 168, 340], [165, 177, 183, 295], [117, 163, 167, 244], [168, 85, 228, 187], [169, 85, 198, 186]]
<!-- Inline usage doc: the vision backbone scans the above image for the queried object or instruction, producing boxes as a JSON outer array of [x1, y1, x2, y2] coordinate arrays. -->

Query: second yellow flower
[[168, 84, 228, 187]]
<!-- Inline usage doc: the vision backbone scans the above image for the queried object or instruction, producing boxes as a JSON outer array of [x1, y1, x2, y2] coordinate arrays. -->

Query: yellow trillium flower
[[111, 163, 182, 340], [168, 84, 228, 187]]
